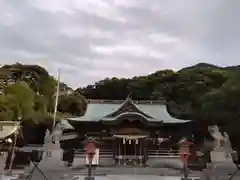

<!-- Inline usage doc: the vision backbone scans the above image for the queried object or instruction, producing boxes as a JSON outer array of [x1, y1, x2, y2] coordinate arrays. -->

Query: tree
[[0, 93, 15, 121], [161, 68, 232, 119], [0, 81, 51, 123], [199, 76, 240, 161], [34, 94, 48, 114], [58, 92, 87, 116], [4, 81, 35, 120], [1, 63, 57, 112], [200, 76, 240, 124], [38, 76, 56, 112], [79, 65, 232, 119]]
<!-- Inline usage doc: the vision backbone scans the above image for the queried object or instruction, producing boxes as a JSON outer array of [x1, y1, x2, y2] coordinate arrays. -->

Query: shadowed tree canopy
[[0, 81, 35, 122], [0, 63, 86, 123], [58, 92, 87, 117], [0, 63, 88, 146], [199, 76, 240, 156], [77, 63, 234, 119]]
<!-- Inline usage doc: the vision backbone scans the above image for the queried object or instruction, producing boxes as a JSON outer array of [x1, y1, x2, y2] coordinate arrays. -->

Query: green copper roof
[[137, 104, 187, 123], [68, 98, 189, 123], [101, 112, 157, 121]]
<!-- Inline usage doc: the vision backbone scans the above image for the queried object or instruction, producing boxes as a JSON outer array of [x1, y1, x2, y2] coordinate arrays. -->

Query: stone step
[[69, 167, 196, 176]]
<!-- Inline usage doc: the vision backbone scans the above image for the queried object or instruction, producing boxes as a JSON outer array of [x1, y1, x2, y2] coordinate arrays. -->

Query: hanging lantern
[[129, 139, 131, 144], [136, 139, 138, 144], [123, 138, 125, 144]]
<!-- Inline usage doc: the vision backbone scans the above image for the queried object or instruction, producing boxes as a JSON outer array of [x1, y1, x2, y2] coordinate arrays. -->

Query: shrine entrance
[[113, 128, 148, 166]]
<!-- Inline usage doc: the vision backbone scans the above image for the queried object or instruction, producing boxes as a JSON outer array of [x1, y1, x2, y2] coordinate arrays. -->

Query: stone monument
[[200, 125, 236, 180], [208, 125, 234, 162]]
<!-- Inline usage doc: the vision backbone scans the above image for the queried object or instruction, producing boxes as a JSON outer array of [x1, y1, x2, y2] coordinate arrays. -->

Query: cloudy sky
[[0, 0, 239, 88]]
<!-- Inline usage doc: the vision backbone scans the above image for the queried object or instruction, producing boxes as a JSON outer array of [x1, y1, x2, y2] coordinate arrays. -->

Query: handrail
[[148, 155, 180, 158], [74, 149, 179, 153], [148, 149, 179, 152], [74, 148, 179, 152]]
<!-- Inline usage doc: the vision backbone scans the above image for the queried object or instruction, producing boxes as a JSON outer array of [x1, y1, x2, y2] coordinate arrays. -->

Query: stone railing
[[148, 149, 180, 158]]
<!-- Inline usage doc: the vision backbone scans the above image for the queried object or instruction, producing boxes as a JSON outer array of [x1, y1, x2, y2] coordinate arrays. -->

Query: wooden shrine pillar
[[113, 138, 118, 165], [143, 137, 148, 166]]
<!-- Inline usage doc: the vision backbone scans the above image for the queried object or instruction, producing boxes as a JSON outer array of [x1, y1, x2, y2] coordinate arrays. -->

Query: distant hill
[[224, 65, 240, 74], [77, 62, 239, 119], [180, 62, 240, 75], [1, 62, 240, 120]]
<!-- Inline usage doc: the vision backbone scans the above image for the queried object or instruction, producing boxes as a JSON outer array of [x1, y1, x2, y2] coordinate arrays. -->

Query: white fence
[[74, 148, 180, 158], [148, 149, 180, 158]]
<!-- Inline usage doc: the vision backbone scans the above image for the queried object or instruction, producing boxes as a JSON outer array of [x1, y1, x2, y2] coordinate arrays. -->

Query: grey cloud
[[0, 0, 240, 88]]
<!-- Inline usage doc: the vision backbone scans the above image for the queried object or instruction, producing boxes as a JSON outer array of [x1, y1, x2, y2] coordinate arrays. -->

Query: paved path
[[21, 166, 200, 180], [14, 143, 238, 180], [68, 175, 193, 180], [15, 165, 240, 180]]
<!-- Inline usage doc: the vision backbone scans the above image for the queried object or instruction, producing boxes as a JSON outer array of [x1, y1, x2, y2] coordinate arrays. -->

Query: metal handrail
[[74, 148, 179, 151], [148, 155, 180, 158], [148, 151, 179, 154], [148, 150, 179, 153], [73, 148, 181, 158]]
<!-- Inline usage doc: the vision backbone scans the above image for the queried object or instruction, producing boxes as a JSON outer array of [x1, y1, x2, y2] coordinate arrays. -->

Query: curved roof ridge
[[67, 97, 190, 123], [134, 100, 165, 104], [102, 96, 134, 117], [88, 99, 125, 104], [102, 111, 155, 121], [88, 99, 166, 104]]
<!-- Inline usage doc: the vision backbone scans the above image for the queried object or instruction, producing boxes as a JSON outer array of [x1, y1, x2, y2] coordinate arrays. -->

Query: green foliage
[[163, 68, 232, 118], [0, 94, 15, 121], [34, 94, 48, 114], [1, 62, 240, 153], [1, 62, 240, 134], [4, 81, 35, 120], [77, 62, 240, 153], [38, 76, 56, 112], [79, 65, 233, 119], [58, 92, 87, 116], [0, 63, 85, 124], [198, 76, 240, 153], [200, 76, 240, 124], [1, 63, 57, 111]]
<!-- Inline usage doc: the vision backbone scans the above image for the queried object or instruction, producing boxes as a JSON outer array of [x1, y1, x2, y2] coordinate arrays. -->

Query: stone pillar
[[200, 163, 217, 180]]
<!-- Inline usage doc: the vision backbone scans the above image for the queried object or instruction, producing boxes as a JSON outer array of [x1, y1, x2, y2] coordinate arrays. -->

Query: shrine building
[[60, 97, 194, 166]]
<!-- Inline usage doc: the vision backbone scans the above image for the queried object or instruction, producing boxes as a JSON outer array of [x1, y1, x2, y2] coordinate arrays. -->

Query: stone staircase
[[68, 167, 200, 177], [147, 148, 182, 168]]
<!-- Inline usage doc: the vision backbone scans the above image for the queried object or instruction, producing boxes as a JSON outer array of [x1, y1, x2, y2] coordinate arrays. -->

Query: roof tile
[[68, 98, 189, 123]]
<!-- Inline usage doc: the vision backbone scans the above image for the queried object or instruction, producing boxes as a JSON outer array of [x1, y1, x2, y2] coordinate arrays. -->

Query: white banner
[[85, 148, 99, 165]]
